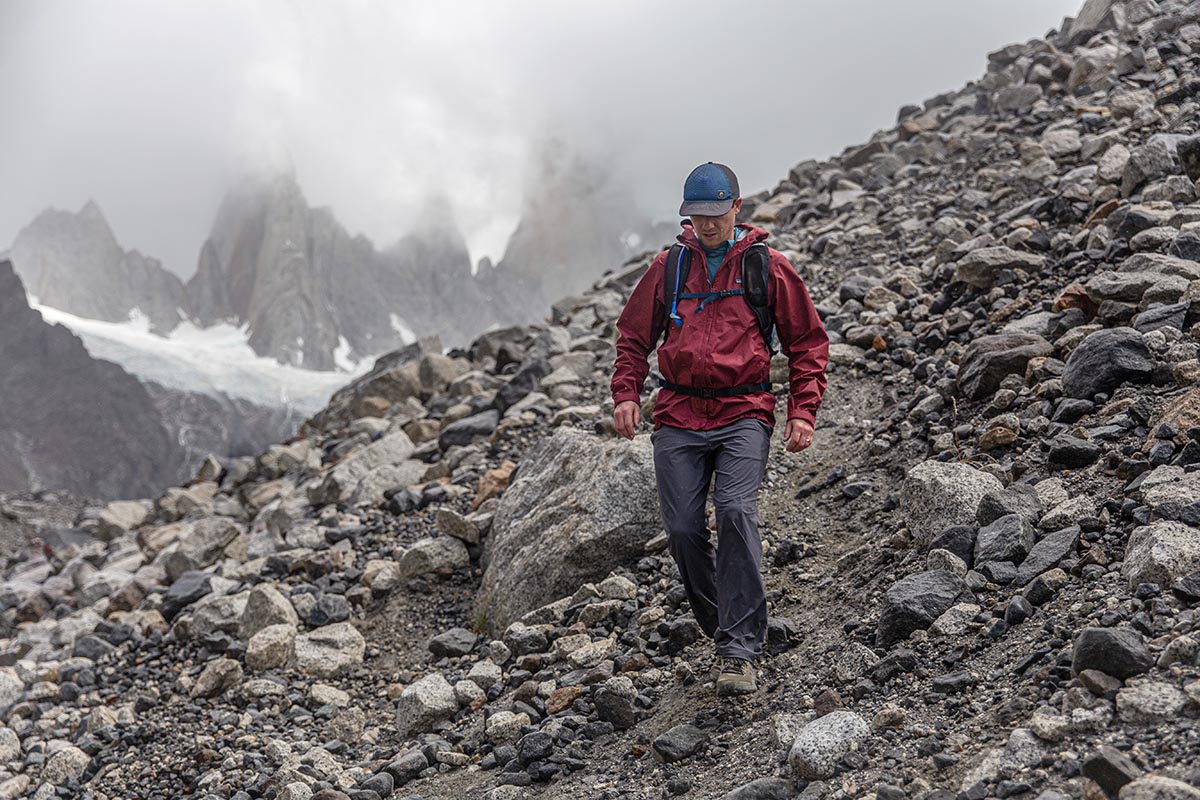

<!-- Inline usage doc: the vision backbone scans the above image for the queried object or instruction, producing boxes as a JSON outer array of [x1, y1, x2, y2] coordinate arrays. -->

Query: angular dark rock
[[1072, 627, 1153, 679], [929, 526, 977, 567], [1062, 328, 1154, 399], [438, 409, 500, 449], [1081, 746, 1142, 799], [652, 724, 707, 763], [976, 485, 1043, 527], [975, 514, 1036, 565], [1016, 527, 1079, 585], [428, 627, 478, 658], [877, 570, 968, 646], [957, 334, 1052, 401], [1048, 435, 1102, 469]]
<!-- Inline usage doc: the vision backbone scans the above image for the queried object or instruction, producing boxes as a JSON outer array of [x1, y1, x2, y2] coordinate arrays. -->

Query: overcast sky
[[0, 0, 1082, 276]]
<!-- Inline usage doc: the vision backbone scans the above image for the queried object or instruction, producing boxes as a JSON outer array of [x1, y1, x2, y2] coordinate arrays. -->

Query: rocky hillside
[[9, 201, 189, 333], [0, 258, 186, 499], [3, 2, 1200, 800]]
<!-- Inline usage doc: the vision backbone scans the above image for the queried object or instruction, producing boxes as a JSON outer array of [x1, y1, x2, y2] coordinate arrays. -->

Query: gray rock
[[395, 673, 459, 736], [428, 627, 477, 658], [309, 431, 416, 505], [350, 460, 427, 505], [163, 517, 242, 581], [190, 657, 243, 698], [161, 570, 213, 620], [189, 590, 250, 641], [977, 484, 1043, 527], [1123, 136, 1182, 196], [902, 461, 1003, 549], [95, 500, 152, 541], [1120, 776, 1200, 800], [1048, 434, 1102, 469], [721, 778, 795, 800], [294, 622, 365, 677], [954, 247, 1045, 289], [877, 570, 968, 646], [0, 672, 24, 716], [1116, 680, 1189, 724], [975, 514, 1036, 565], [435, 508, 481, 545], [594, 676, 638, 730], [1072, 627, 1153, 679], [240, 583, 300, 640], [399, 536, 470, 577], [41, 745, 90, 785], [1123, 521, 1200, 590], [1062, 328, 1154, 399], [478, 428, 660, 631], [787, 711, 870, 780], [957, 334, 1053, 401], [652, 723, 708, 763], [245, 624, 297, 671], [1081, 746, 1142, 800]]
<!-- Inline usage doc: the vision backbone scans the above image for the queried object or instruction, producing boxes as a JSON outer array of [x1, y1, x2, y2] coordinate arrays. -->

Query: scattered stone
[[294, 623, 366, 677], [877, 570, 968, 645], [788, 711, 870, 780], [652, 724, 708, 763], [1072, 627, 1153, 679]]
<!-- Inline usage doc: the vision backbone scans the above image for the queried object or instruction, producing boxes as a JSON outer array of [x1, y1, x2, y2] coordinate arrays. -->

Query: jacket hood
[[677, 221, 770, 253]]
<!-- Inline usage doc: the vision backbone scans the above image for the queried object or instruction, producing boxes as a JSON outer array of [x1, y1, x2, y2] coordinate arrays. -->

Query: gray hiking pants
[[651, 418, 771, 660]]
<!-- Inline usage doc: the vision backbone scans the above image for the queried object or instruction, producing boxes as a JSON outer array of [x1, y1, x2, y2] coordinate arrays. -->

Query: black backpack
[[661, 241, 775, 354], [656, 241, 776, 399]]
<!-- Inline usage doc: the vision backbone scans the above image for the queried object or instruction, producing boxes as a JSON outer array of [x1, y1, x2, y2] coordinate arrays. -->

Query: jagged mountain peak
[[9, 200, 187, 332]]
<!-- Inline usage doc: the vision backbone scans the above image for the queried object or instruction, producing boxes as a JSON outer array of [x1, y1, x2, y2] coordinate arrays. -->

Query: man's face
[[690, 198, 742, 248]]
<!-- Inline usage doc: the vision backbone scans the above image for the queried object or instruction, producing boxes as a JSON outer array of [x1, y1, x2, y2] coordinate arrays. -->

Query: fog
[[0, 0, 1082, 276]]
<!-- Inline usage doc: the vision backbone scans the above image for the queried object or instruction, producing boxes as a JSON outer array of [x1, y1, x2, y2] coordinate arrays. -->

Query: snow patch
[[390, 313, 416, 345], [333, 336, 358, 372], [32, 303, 367, 414]]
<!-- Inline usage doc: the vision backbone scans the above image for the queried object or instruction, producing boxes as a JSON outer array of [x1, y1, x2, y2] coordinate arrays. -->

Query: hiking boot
[[716, 657, 756, 696]]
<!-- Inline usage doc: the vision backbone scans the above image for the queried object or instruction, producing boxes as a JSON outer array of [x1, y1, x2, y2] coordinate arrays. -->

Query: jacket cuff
[[613, 390, 642, 408], [787, 408, 816, 428]]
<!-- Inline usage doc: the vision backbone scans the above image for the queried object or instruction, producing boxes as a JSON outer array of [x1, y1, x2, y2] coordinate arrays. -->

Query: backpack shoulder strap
[[741, 242, 775, 354], [661, 243, 691, 343]]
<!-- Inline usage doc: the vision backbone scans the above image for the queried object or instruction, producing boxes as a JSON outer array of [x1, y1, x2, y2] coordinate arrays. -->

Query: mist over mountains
[[1, 142, 670, 498]]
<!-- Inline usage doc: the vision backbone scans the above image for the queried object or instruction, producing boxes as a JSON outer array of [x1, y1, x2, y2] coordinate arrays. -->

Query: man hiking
[[611, 162, 829, 695]]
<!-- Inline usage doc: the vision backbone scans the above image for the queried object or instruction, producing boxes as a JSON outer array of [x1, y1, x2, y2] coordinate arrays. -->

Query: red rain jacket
[[611, 223, 829, 430]]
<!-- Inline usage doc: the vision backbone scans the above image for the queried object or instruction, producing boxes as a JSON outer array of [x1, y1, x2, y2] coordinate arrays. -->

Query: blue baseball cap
[[679, 162, 740, 216]]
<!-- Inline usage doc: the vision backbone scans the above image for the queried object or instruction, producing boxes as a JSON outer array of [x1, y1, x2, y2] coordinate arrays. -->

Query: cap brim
[[679, 199, 734, 217]]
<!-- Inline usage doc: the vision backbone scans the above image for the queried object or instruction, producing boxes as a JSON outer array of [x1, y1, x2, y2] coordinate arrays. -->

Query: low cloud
[[0, 0, 1081, 275]]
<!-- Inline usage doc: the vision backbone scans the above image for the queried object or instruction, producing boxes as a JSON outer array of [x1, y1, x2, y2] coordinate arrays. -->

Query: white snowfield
[[33, 304, 372, 414]]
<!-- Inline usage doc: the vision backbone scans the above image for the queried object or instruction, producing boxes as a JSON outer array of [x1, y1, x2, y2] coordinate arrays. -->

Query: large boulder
[[477, 429, 658, 632], [957, 333, 1053, 401], [902, 461, 1003, 548], [1062, 328, 1154, 399], [877, 570, 968, 646], [1123, 521, 1200, 590]]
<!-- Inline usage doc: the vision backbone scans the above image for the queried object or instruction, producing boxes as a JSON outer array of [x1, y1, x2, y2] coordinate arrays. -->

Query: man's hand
[[784, 419, 814, 452], [614, 400, 641, 440]]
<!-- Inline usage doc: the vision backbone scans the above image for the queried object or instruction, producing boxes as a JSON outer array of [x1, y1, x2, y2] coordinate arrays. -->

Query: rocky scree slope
[[5, 2, 1200, 799]]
